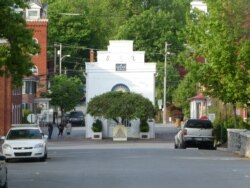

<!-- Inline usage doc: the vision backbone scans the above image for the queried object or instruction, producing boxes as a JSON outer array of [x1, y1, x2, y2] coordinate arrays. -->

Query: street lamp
[[59, 54, 70, 75], [163, 42, 170, 125]]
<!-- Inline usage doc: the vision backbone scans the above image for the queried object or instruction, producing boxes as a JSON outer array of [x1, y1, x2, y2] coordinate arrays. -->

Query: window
[[27, 10, 39, 19], [22, 81, 37, 94]]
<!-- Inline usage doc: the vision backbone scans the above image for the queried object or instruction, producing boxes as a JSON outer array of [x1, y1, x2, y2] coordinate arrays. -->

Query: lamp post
[[59, 54, 70, 75], [58, 43, 70, 75], [163, 42, 170, 125]]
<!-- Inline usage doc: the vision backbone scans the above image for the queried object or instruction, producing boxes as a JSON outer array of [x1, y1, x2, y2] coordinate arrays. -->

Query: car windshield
[[6, 129, 42, 140], [185, 120, 213, 129], [70, 112, 83, 117]]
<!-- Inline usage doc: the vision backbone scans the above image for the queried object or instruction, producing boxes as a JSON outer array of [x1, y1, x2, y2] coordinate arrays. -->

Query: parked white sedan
[[1, 125, 48, 162]]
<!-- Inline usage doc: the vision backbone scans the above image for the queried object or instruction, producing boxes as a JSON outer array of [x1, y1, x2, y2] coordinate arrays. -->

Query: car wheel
[[40, 149, 47, 162], [174, 142, 178, 149], [179, 142, 186, 149], [3, 180, 8, 188], [3, 172, 7, 188], [208, 144, 216, 150]]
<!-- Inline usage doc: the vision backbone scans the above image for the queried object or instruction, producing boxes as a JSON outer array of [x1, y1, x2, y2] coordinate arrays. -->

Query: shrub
[[92, 119, 103, 132], [22, 109, 32, 123], [140, 119, 149, 132]]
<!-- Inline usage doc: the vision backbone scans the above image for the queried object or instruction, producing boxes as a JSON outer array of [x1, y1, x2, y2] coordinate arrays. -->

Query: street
[[7, 142, 250, 188]]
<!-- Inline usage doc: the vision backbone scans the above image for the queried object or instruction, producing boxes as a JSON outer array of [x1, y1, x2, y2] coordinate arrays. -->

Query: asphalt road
[[7, 143, 250, 188]]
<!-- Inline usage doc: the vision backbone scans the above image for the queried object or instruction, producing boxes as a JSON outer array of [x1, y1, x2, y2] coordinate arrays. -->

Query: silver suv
[[174, 119, 215, 149]]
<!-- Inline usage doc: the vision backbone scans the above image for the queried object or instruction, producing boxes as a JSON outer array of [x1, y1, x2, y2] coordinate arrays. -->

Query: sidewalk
[[42, 123, 179, 145]]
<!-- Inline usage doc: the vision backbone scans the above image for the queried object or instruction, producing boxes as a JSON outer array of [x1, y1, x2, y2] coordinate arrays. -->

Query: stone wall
[[227, 129, 250, 158], [240, 131, 250, 158]]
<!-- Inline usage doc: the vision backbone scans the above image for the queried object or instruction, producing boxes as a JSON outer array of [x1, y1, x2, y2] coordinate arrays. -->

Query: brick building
[[0, 37, 22, 136], [0, 1, 48, 135], [22, 1, 48, 111]]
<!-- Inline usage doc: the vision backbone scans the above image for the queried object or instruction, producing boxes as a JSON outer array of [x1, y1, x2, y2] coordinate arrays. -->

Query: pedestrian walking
[[58, 123, 64, 136], [66, 121, 72, 135], [47, 122, 53, 139]]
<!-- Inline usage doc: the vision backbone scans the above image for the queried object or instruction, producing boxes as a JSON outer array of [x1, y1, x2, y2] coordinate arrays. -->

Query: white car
[[1, 125, 48, 162], [174, 119, 215, 149]]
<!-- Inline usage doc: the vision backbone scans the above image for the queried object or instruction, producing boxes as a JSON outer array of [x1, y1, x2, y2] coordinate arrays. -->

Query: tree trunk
[[60, 107, 64, 123], [232, 103, 237, 128]]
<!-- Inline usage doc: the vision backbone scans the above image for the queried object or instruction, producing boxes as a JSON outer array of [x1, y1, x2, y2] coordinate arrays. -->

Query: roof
[[190, 93, 206, 100], [30, 0, 42, 7]]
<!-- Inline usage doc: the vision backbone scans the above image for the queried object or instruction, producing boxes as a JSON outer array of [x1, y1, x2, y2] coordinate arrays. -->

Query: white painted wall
[[85, 40, 156, 138], [191, 0, 207, 13]]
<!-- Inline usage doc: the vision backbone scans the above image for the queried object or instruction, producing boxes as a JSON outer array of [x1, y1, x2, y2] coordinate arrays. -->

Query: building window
[[111, 83, 130, 92], [27, 10, 39, 19], [22, 81, 37, 94], [22, 103, 30, 110]]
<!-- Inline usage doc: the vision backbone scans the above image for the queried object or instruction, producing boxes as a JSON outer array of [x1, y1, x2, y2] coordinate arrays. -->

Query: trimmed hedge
[[92, 119, 103, 132]]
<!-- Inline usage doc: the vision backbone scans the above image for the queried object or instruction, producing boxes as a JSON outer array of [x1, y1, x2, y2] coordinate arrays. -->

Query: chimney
[[90, 49, 94, 62]]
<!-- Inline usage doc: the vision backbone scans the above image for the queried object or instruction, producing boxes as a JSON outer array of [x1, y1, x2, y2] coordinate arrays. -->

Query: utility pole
[[59, 43, 62, 74], [54, 43, 58, 73], [163, 42, 168, 125]]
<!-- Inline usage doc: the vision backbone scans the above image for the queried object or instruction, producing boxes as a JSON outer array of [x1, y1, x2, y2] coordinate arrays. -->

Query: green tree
[[46, 0, 92, 78], [48, 75, 83, 118], [87, 92, 155, 124], [172, 73, 198, 117], [114, 1, 190, 103], [182, 0, 250, 127], [0, 0, 40, 86]]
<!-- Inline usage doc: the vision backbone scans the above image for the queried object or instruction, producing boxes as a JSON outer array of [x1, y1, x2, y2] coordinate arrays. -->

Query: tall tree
[[172, 73, 198, 117], [48, 75, 83, 118], [182, 0, 250, 126], [114, 3, 188, 103], [0, 0, 39, 86], [46, 0, 91, 72]]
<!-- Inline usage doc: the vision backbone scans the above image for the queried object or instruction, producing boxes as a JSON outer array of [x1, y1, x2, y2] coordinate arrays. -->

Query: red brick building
[[0, 77, 12, 135], [0, 39, 22, 135], [0, 1, 48, 135], [22, 1, 48, 111]]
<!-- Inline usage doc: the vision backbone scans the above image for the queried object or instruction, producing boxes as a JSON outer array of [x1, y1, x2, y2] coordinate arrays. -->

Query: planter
[[140, 132, 150, 139], [92, 132, 102, 140]]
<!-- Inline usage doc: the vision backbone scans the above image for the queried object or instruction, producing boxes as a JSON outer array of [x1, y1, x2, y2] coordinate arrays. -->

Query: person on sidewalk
[[66, 121, 72, 135], [47, 122, 53, 139], [58, 122, 64, 136]]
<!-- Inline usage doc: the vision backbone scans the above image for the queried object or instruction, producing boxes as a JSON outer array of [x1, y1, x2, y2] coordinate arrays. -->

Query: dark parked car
[[0, 155, 7, 188], [174, 119, 215, 150], [69, 111, 85, 126]]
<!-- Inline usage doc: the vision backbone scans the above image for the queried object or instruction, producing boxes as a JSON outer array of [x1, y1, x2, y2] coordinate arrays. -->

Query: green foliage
[[213, 116, 250, 144], [0, 0, 40, 86], [22, 109, 32, 123], [48, 75, 83, 113], [92, 119, 103, 132], [87, 91, 155, 123], [172, 73, 198, 117], [140, 119, 149, 132], [113, 1, 190, 103], [182, 0, 250, 105], [46, 0, 190, 103]]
